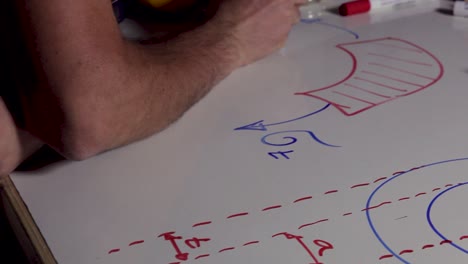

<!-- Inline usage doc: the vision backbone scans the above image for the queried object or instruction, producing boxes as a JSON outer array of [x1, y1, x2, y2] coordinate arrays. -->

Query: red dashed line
[[379, 254, 393, 260], [194, 254, 210, 260], [393, 171, 405, 175], [293, 196, 312, 203], [109, 173, 461, 258], [379, 238, 466, 261], [399, 249, 413, 255], [262, 205, 282, 212], [227, 212, 249, 219], [298, 219, 329, 230], [169, 262, 180, 264], [129, 240, 144, 247], [351, 183, 370, 189], [219, 247, 235, 253], [108, 248, 120, 254], [362, 201, 392, 211], [192, 221, 212, 228], [243, 241, 260, 247], [440, 240, 452, 245], [374, 177, 387, 183], [422, 244, 434, 249]]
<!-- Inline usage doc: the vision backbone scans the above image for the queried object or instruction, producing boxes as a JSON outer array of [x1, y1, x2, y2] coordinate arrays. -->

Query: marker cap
[[339, 0, 371, 16]]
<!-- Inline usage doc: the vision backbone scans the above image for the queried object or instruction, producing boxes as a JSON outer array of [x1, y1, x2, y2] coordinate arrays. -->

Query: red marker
[[339, 0, 418, 16]]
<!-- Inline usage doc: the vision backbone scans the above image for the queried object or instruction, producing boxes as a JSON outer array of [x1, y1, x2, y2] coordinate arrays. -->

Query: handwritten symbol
[[261, 130, 340, 148], [268, 150, 294, 160], [273, 232, 334, 264], [234, 104, 330, 131]]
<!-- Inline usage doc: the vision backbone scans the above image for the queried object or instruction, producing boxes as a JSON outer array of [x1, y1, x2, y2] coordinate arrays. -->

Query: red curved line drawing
[[129, 240, 144, 247], [415, 192, 427, 197], [440, 240, 453, 245], [367, 52, 433, 66], [445, 184, 454, 187], [369, 62, 435, 80], [194, 254, 210, 260], [262, 205, 282, 212], [243, 241, 260, 247], [108, 248, 120, 254], [460, 235, 468, 240], [351, 183, 370, 189], [399, 249, 414, 255], [343, 212, 353, 216], [294, 196, 313, 203], [324, 190, 338, 195], [362, 201, 392, 211], [432, 187, 441, 192], [379, 254, 394, 260], [422, 244, 435, 250], [296, 45, 358, 95], [296, 37, 444, 116], [398, 197, 410, 201], [298, 219, 329, 230], [374, 177, 387, 183], [227, 212, 249, 219], [192, 221, 212, 228], [372, 42, 423, 53], [219, 247, 235, 253]]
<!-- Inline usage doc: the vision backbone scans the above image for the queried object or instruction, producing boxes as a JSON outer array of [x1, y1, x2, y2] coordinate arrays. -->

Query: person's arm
[[0, 98, 43, 176], [15, 0, 305, 160]]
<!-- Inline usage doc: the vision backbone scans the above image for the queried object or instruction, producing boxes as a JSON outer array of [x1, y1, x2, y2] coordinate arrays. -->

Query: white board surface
[[11, 3, 468, 264]]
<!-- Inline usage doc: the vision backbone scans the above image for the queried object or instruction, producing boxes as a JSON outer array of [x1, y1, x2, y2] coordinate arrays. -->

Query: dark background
[[0, 197, 29, 264]]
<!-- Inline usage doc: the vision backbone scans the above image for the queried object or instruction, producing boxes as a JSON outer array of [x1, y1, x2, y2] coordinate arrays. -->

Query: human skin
[[0, 0, 305, 175]]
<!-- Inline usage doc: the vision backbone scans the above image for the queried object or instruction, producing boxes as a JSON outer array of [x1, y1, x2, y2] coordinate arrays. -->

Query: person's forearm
[[17, 0, 303, 160], [17, 0, 239, 159], [80, 22, 240, 157]]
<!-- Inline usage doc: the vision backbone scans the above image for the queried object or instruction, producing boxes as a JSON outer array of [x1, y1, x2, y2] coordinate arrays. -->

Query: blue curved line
[[302, 18, 359, 39], [266, 104, 331, 127], [261, 130, 340, 148], [366, 157, 468, 264], [426, 182, 468, 254]]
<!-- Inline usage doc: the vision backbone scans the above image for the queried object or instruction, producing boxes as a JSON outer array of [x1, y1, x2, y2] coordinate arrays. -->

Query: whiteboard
[[11, 3, 468, 264]]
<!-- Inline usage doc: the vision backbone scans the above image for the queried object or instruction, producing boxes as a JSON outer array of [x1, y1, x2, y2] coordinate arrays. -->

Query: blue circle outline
[[426, 182, 468, 254], [366, 157, 468, 264]]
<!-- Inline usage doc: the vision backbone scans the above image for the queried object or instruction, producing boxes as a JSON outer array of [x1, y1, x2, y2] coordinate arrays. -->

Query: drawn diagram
[[367, 158, 468, 263], [234, 37, 444, 160], [296, 37, 444, 116], [105, 158, 468, 263]]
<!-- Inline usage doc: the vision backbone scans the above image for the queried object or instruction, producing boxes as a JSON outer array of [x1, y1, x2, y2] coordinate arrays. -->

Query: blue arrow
[[234, 103, 330, 131], [301, 18, 360, 39]]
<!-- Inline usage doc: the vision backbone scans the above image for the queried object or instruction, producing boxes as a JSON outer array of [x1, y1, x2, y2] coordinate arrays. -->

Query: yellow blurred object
[[143, 0, 173, 8], [139, 0, 198, 12]]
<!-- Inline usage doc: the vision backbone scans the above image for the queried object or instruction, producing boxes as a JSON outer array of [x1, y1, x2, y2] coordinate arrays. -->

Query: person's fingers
[[293, 5, 301, 23]]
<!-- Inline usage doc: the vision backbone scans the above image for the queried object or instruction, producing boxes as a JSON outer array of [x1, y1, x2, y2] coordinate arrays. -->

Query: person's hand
[[213, 0, 307, 67]]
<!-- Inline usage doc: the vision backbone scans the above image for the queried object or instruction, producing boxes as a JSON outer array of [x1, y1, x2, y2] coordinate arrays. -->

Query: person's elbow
[[26, 65, 132, 161]]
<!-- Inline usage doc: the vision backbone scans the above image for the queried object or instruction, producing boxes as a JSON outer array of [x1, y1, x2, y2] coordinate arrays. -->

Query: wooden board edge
[[0, 175, 57, 264]]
